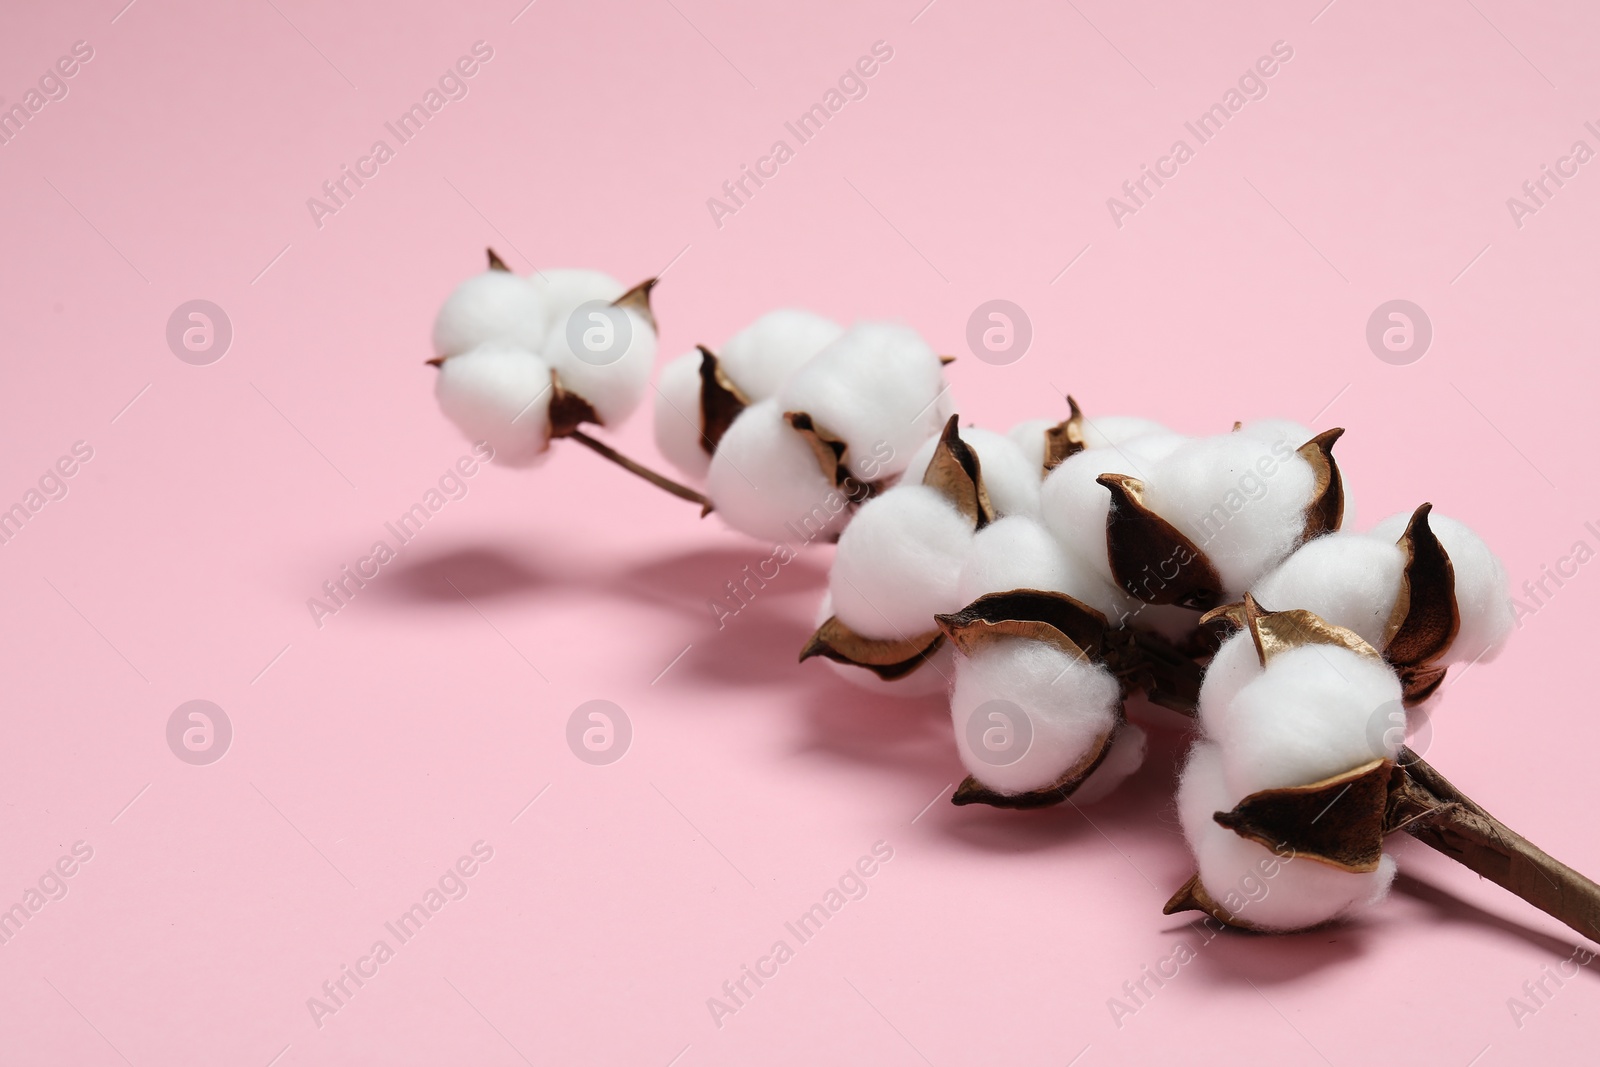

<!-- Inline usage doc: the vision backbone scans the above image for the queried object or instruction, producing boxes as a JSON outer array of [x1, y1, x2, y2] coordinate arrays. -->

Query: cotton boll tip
[[907, 422, 1041, 521], [613, 277, 659, 333]]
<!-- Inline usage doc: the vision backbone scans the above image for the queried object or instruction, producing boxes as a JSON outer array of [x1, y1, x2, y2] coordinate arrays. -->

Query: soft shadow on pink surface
[[378, 542, 826, 622], [1393, 871, 1600, 969], [381, 544, 558, 601]]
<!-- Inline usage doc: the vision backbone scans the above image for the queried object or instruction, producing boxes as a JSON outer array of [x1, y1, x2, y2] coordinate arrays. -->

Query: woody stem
[[1392, 748, 1600, 944], [568, 429, 714, 512]]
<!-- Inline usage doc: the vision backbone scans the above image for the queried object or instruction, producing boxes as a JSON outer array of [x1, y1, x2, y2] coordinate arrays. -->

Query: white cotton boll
[[778, 321, 953, 481], [1143, 433, 1316, 598], [1070, 723, 1147, 805], [433, 344, 553, 468], [653, 349, 711, 482], [811, 593, 953, 697], [1210, 645, 1404, 800], [1038, 443, 1166, 588], [1082, 416, 1173, 451], [1251, 533, 1406, 649], [1196, 630, 1264, 732], [541, 305, 658, 427], [432, 271, 547, 358], [718, 310, 844, 401], [831, 485, 975, 638], [1007, 418, 1055, 472], [1370, 510, 1515, 665], [1178, 742, 1397, 931], [707, 399, 844, 543], [950, 637, 1123, 795], [956, 516, 1133, 622], [901, 428, 1042, 519], [530, 268, 624, 336]]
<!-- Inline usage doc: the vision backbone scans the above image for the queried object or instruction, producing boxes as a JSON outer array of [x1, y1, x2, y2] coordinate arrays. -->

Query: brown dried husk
[[695, 346, 749, 455]]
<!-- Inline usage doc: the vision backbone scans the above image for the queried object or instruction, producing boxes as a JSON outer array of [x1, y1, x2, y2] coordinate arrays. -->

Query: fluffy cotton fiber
[[830, 484, 975, 638], [1140, 432, 1319, 598], [1070, 723, 1148, 805], [1369, 510, 1515, 664], [1038, 432, 1191, 588], [1178, 742, 1397, 931], [949, 636, 1124, 796], [540, 303, 657, 427], [779, 322, 954, 482], [1251, 532, 1407, 650], [706, 399, 846, 543], [901, 427, 1043, 520], [433, 343, 553, 467], [1201, 639, 1403, 799], [653, 310, 845, 485], [955, 515, 1133, 623], [432, 270, 547, 358], [652, 349, 713, 481], [718, 309, 844, 402], [530, 268, 624, 336]]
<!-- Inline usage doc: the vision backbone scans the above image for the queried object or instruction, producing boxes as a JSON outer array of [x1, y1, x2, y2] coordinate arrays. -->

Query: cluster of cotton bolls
[[804, 409, 1358, 813], [653, 313, 956, 542], [430, 254, 659, 466], [420, 261, 1557, 939], [1160, 505, 1518, 930]]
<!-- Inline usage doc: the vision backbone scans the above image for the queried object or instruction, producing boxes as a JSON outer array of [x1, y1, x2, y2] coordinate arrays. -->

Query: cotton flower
[[1169, 601, 1403, 931], [778, 321, 954, 483], [430, 252, 659, 467], [801, 418, 1007, 681], [1041, 424, 1345, 614], [1369, 508, 1515, 665], [1175, 741, 1397, 932], [948, 635, 1124, 798], [705, 399, 848, 544], [653, 310, 843, 483], [1038, 431, 1192, 587], [699, 320, 953, 542], [1249, 504, 1515, 701]]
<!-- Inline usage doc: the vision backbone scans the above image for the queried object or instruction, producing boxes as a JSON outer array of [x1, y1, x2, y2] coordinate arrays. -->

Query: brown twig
[[1391, 748, 1600, 945], [567, 429, 713, 511]]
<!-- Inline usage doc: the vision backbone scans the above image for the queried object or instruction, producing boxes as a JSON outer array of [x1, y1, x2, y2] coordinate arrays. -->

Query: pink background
[[2, 0, 1598, 1063]]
